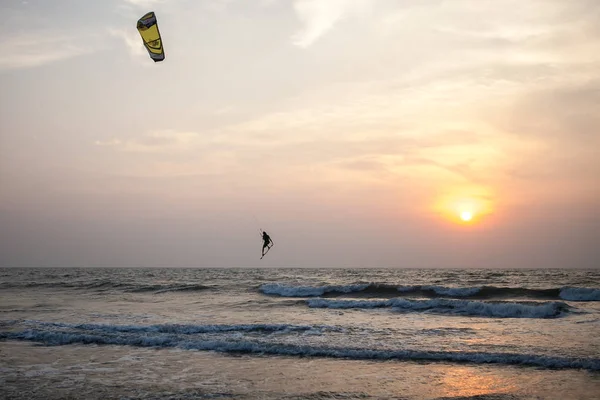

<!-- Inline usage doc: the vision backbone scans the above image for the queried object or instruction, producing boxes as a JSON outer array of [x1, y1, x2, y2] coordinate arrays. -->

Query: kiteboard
[[260, 245, 273, 260]]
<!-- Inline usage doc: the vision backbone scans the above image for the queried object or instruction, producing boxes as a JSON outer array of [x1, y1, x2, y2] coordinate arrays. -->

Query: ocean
[[1, 267, 599, 399]]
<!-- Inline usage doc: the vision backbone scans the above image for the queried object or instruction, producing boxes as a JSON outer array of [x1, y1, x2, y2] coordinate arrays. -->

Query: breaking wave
[[260, 283, 371, 297], [260, 283, 600, 301], [559, 287, 600, 301], [306, 298, 571, 318]]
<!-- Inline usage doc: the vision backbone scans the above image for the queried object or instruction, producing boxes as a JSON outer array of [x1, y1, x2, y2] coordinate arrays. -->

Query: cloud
[[95, 130, 203, 153], [124, 0, 168, 7], [93, 129, 247, 178], [291, 0, 369, 47], [94, 139, 124, 147], [109, 28, 146, 58], [116, 0, 182, 17], [0, 33, 91, 71], [490, 80, 600, 191]]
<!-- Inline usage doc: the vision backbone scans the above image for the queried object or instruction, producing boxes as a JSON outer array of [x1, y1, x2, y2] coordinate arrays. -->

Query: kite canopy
[[137, 11, 165, 62]]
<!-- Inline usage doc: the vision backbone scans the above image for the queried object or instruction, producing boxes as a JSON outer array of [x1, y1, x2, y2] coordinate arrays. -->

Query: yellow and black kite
[[137, 12, 164, 62]]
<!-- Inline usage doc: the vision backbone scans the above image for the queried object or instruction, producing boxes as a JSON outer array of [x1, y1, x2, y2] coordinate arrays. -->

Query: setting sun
[[460, 211, 473, 222], [433, 186, 494, 225]]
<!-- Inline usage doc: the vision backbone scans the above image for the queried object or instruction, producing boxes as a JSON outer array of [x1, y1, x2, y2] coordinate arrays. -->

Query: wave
[[559, 287, 600, 301], [260, 283, 600, 301], [307, 298, 571, 318], [0, 280, 212, 294], [4, 279, 598, 301], [131, 284, 212, 294], [1, 325, 598, 371], [260, 283, 371, 297], [30, 321, 328, 335]]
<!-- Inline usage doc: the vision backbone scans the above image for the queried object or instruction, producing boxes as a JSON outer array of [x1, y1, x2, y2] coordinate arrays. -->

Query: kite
[[137, 11, 165, 62]]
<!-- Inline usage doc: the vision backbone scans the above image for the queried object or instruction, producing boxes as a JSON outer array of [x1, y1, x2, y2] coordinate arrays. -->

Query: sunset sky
[[1, 0, 599, 268]]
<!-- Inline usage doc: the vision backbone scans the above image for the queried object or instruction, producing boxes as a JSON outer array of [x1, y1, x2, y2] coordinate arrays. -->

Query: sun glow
[[433, 187, 494, 225]]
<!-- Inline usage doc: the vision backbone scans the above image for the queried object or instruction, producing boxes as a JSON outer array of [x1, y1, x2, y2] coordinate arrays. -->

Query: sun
[[460, 211, 473, 222], [432, 187, 494, 226]]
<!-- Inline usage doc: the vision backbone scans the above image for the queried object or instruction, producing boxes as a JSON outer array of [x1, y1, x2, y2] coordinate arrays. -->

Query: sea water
[[1, 268, 599, 399]]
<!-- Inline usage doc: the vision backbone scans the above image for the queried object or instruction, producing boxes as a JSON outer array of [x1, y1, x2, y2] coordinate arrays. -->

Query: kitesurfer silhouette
[[261, 231, 273, 259]]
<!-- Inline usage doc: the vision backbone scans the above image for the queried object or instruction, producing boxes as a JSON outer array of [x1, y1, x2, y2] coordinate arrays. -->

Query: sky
[[0, 0, 599, 268]]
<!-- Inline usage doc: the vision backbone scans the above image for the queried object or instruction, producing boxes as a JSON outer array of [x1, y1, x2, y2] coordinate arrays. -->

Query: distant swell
[[260, 283, 600, 301], [1, 325, 598, 371], [307, 298, 571, 318], [130, 284, 212, 294], [0, 281, 212, 294]]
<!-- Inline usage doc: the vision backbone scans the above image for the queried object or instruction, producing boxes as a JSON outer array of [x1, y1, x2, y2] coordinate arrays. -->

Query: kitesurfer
[[261, 231, 273, 259]]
